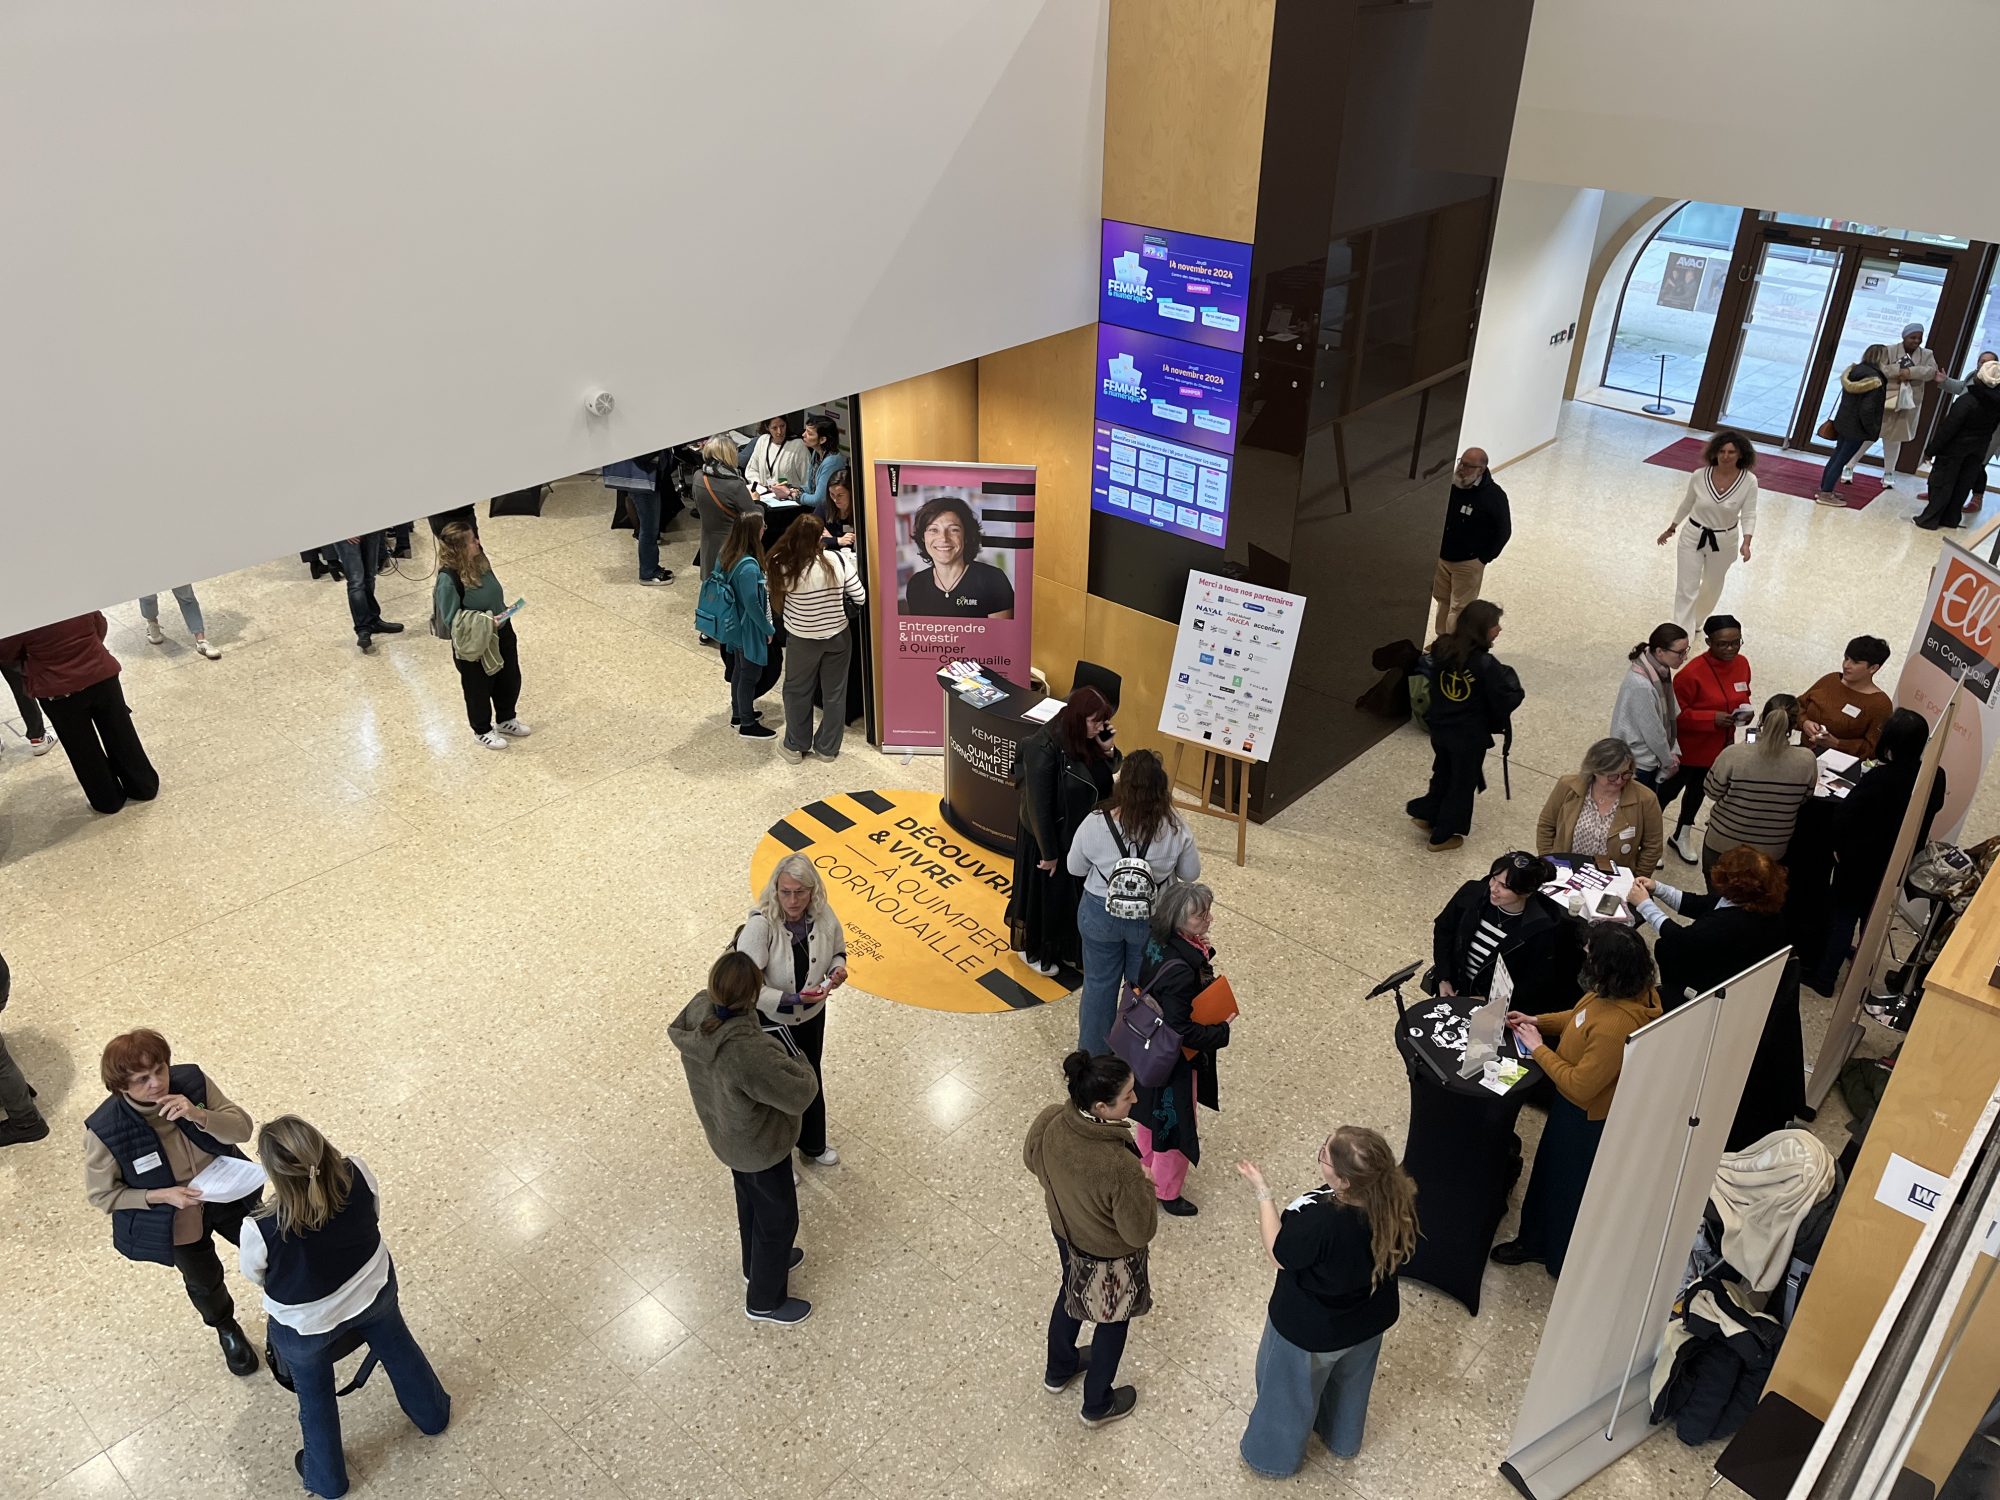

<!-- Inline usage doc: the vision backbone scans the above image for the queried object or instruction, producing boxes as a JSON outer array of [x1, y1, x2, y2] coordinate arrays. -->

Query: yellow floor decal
[[747, 790, 1074, 1014]]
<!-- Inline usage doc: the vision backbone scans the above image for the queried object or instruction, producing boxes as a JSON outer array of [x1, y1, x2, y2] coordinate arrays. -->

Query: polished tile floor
[[1, 403, 1977, 1500]]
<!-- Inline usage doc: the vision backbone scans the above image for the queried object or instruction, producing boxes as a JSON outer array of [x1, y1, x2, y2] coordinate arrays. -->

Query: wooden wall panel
[[857, 363, 980, 465], [1083, 595, 1179, 757], [977, 326, 1097, 597], [1034, 579, 1087, 698], [1102, 0, 1275, 241], [1766, 874, 2000, 1483]]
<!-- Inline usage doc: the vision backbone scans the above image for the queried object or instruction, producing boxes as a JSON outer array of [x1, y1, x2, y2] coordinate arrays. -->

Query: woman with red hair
[[1634, 847, 1805, 1148]]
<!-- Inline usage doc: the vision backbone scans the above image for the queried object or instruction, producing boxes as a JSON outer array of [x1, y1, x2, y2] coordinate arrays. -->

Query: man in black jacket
[[1433, 448, 1511, 639]]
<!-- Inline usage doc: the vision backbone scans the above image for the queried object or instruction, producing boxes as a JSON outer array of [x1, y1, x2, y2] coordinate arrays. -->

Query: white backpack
[[1102, 816, 1156, 920]]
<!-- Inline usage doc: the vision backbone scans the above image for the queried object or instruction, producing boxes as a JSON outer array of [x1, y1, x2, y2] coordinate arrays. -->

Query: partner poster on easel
[[1157, 570, 1306, 761]]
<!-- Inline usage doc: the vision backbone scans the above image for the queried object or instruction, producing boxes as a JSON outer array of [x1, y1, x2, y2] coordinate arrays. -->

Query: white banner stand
[[1500, 951, 1786, 1499]]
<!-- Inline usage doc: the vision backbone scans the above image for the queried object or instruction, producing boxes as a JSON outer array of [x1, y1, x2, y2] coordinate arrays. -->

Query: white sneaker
[[495, 719, 532, 737], [29, 733, 55, 756], [145, 620, 165, 645], [194, 638, 221, 660], [476, 730, 509, 750], [807, 1147, 839, 1166], [1033, 959, 1060, 977], [1670, 827, 1700, 864]]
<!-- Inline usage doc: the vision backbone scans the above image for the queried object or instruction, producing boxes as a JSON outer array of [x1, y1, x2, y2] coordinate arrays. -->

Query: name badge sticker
[[133, 1152, 164, 1174], [1841, 703, 1862, 718]]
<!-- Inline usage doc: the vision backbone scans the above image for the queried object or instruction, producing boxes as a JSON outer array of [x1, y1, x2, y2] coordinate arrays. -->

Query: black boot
[[217, 1320, 260, 1376], [0, 1112, 50, 1146]]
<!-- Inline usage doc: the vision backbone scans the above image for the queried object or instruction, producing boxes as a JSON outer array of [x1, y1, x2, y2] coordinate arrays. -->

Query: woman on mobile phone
[[735, 855, 849, 1168], [435, 522, 530, 751]]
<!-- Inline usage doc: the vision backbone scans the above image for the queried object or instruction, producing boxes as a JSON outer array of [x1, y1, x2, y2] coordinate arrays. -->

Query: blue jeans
[[1821, 435, 1866, 494], [140, 584, 206, 637], [1077, 896, 1149, 1055], [331, 535, 385, 638], [266, 1268, 450, 1499], [630, 487, 663, 580], [1239, 1319, 1382, 1473]]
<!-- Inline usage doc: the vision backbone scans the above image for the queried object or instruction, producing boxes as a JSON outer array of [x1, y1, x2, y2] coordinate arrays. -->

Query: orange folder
[[1183, 975, 1239, 1059]]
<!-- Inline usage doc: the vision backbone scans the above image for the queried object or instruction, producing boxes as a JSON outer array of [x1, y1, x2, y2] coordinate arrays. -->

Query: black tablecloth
[[1395, 996, 1544, 1315]]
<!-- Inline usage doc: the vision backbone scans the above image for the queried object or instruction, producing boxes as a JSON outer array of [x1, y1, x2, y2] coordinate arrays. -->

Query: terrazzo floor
[[1, 401, 1975, 1500]]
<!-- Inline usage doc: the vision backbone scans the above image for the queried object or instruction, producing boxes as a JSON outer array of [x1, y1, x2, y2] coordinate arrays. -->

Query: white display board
[[1156, 571, 1306, 763], [1502, 951, 1786, 1500]]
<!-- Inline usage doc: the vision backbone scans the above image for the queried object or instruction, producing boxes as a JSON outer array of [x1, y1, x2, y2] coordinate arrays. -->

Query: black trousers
[[41, 676, 159, 814], [763, 1009, 827, 1157], [1655, 762, 1710, 830], [1919, 450, 1987, 529], [3, 660, 46, 741], [175, 1196, 257, 1327], [1515, 1094, 1604, 1277], [732, 1159, 801, 1314], [1047, 1235, 1130, 1417], [1406, 731, 1487, 842], [452, 622, 522, 734]]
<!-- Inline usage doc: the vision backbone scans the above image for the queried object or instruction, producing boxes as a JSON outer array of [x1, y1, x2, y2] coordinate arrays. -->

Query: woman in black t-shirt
[[902, 495, 1015, 618], [1236, 1127, 1418, 1476]]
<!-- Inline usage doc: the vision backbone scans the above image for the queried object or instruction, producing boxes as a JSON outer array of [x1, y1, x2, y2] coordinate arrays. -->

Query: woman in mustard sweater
[[1492, 925, 1662, 1277]]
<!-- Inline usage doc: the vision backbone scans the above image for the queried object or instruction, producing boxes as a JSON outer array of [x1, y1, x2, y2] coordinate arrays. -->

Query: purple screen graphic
[[1090, 421, 1233, 548], [1093, 324, 1240, 454], [1100, 219, 1252, 353]]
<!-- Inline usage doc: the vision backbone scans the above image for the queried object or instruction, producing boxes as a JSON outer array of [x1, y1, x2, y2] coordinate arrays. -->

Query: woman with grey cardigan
[[1610, 623, 1689, 794], [693, 435, 756, 583]]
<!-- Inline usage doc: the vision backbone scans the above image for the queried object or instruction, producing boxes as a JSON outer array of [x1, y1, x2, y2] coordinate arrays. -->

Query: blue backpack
[[695, 565, 741, 641]]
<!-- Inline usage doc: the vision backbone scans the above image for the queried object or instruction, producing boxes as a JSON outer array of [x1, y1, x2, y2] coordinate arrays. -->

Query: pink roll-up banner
[[1894, 537, 2000, 841], [872, 460, 1036, 750]]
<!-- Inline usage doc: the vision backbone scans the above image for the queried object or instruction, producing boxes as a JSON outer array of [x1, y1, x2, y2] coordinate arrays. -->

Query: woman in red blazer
[[1659, 615, 1751, 866]]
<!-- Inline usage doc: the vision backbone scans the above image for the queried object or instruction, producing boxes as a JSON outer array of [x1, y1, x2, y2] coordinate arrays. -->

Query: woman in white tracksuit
[[1657, 430, 1757, 633]]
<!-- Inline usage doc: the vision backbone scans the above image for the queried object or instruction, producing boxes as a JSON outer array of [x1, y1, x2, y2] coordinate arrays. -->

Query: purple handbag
[[1108, 968, 1187, 1088]]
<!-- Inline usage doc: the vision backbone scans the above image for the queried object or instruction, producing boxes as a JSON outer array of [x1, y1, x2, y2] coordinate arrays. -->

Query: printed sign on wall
[[1895, 538, 2000, 839], [871, 461, 1036, 750], [1157, 571, 1307, 762]]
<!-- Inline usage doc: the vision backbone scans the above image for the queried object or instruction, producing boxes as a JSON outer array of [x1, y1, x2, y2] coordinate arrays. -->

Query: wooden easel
[[1167, 737, 1253, 867]]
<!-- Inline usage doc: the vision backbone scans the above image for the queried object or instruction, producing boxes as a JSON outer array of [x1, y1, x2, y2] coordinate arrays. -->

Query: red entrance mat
[[1644, 436, 1889, 511]]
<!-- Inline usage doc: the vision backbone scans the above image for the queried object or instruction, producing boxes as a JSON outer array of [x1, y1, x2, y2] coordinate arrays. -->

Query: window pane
[[1602, 202, 1738, 402]]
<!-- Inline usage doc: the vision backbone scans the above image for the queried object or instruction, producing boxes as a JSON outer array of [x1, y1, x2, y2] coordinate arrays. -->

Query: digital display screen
[[1090, 420, 1232, 545], [1100, 219, 1252, 352], [1093, 324, 1240, 454]]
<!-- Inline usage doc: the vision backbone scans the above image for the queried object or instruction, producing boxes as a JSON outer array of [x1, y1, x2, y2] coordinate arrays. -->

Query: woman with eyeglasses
[[1493, 925, 1662, 1277], [1235, 1127, 1418, 1474], [1430, 852, 1580, 1006], [1535, 738, 1664, 875], [1609, 623, 1689, 793], [1660, 615, 1752, 865], [1698, 694, 1819, 876]]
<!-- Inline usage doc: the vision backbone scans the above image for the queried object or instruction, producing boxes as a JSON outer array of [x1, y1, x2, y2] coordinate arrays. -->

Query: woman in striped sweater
[[1699, 694, 1817, 876], [766, 517, 867, 762]]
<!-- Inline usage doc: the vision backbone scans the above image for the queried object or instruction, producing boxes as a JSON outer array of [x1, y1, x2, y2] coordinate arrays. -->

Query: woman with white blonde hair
[[240, 1115, 449, 1498], [694, 434, 755, 584], [735, 854, 849, 1166]]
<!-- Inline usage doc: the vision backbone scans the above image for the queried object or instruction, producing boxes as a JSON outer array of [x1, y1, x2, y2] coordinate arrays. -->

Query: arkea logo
[[1102, 353, 1147, 404]]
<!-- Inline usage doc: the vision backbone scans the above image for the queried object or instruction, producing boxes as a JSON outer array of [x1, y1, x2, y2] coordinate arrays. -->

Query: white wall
[[0, 1, 1107, 637], [1462, 181, 1603, 468], [1509, 0, 2000, 244]]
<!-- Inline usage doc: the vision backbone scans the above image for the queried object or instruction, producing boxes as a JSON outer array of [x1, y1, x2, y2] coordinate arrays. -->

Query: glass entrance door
[[1716, 240, 1841, 441], [1801, 254, 1948, 454]]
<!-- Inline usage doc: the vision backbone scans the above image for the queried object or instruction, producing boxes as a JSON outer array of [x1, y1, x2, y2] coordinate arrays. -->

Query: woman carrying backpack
[[702, 509, 777, 739], [1066, 750, 1201, 1056], [1406, 600, 1523, 851]]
